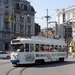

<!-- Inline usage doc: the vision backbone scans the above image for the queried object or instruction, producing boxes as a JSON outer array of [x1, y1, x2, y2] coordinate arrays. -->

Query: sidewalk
[[68, 55, 73, 58]]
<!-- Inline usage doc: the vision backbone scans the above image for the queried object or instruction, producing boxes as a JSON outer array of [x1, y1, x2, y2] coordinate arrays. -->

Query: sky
[[27, 0, 75, 29]]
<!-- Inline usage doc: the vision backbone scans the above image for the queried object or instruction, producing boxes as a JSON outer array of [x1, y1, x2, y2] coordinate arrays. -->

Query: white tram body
[[10, 36, 67, 66]]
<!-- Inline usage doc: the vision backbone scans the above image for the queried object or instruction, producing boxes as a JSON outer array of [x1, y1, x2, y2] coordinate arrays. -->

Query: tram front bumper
[[10, 60, 20, 63]]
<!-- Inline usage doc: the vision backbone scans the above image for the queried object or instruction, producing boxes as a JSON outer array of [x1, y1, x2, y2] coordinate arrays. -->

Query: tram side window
[[19, 44, 24, 52], [30, 44, 34, 52], [62, 46, 67, 52], [40, 44, 45, 52], [50, 45, 54, 52], [35, 44, 39, 52], [25, 43, 29, 52], [11, 44, 24, 52], [45, 45, 49, 52], [54, 45, 58, 52], [59, 45, 62, 52]]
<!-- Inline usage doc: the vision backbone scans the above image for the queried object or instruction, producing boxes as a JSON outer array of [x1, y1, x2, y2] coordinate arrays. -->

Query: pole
[[45, 9, 51, 38], [47, 9, 48, 38], [66, 21, 70, 57]]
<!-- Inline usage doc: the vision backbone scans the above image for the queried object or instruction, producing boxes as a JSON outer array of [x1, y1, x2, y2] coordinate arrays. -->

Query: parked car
[[0, 51, 10, 59]]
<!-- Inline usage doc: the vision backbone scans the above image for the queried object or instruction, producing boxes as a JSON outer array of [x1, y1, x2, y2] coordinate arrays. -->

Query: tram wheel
[[59, 58, 64, 62], [35, 60, 44, 64]]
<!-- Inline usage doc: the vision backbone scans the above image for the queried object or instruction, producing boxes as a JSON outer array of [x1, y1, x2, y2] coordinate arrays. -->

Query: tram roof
[[11, 36, 67, 46]]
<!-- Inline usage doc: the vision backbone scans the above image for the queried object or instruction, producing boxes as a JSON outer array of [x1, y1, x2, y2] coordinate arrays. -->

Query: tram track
[[19, 67, 27, 75], [4, 67, 27, 75], [5, 67, 17, 75]]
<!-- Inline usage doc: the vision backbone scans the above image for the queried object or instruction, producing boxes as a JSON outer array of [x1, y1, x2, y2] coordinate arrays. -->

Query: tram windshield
[[11, 44, 24, 52]]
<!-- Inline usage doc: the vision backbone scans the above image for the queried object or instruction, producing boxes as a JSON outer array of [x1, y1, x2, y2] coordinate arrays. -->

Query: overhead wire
[[29, 0, 56, 20], [29, 0, 46, 10], [28, 0, 56, 29]]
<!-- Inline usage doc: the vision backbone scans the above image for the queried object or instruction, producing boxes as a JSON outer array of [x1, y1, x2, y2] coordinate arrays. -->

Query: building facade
[[56, 5, 75, 41], [0, 0, 35, 51], [35, 23, 41, 36]]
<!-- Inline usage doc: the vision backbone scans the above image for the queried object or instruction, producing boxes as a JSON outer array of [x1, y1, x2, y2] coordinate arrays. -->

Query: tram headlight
[[14, 55, 18, 59], [12, 53, 18, 59]]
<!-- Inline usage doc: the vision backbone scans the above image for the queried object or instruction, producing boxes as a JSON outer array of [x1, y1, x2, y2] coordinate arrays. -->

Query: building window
[[4, 22, 9, 30], [14, 24, 16, 32], [66, 13, 70, 20], [14, 15, 16, 22], [5, 6, 8, 8], [4, 0, 9, 3], [28, 26, 31, 34], [24, 5, 27, 11], [28, 5, 31, 11], [27, 16, 31, 23], [5, 12, 8, 18], [20, 25, 24, 33], [20, 4, 24, 10], [20, 16, 24, 23], [73, 11, 75, 19], [16, 3, 20, 10]]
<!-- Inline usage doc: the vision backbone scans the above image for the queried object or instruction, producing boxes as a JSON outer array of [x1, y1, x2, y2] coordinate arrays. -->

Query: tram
[[10, 36, 67, 66]]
